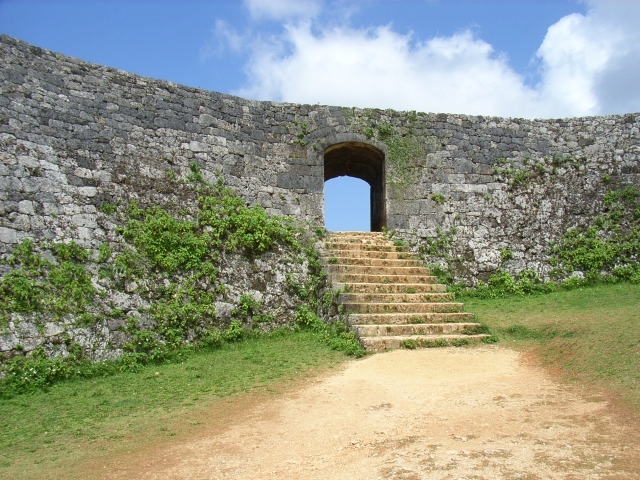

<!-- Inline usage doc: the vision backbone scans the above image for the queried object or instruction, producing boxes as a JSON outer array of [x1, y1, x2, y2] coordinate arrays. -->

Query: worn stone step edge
[[346, 312, 475, 325], [327, 234, 389, 239], [329, 274, 439, 284], [343, 302, 464, 313], [325, 242, 398, 249], [328, 265, 431, 275], [336, 282, 447, 293], [328, 231, 386, 236], [325, 237, 396, 247], [325, 243, 406, 252], [338, 292, 454, 303], [320, 250, 413, 261], [324, 258, 423, 267], [360, 334, 491, 352], [353, 322, 483, 337]]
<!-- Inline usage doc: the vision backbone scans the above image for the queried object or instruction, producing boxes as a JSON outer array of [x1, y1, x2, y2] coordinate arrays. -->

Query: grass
[[0, 330, 351, 480], [4, 282, 640, 478], [465, 282, 640, 409]]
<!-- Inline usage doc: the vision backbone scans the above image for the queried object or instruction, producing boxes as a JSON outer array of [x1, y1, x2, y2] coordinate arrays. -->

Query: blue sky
[[2, 0, 640, 231]]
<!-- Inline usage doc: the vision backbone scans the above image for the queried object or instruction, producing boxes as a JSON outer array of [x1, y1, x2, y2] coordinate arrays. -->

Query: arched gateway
[[323, 141, 386, 232]]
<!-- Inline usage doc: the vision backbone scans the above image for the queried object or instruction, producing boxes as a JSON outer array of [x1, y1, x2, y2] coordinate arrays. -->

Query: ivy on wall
[[549, 186, 640, 283], [341, 107, 440, 199], [0, 239, 97, 327], [409, 185, 640, 298], [1, 166, 303, 342], [492, 153, 579, 190], [0, 164, 368, 396]]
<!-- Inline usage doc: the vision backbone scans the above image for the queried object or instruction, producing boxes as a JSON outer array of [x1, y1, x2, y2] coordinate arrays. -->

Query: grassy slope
[[0, 331, 351, 480], [465, 282, 640, 408]]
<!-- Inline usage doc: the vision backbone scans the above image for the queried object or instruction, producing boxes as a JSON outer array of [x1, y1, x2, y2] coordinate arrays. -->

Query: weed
[[463, 269, 554, 299], [99, 203, 117, 214], [461, 324, 490, 335], [294, 306, 366, 357], [393, 239, 408, 249], [511, 169, 531, 188], [313, 226, 327, 239], [0, 240, 96, 321], [430, 193, 446, 205], [500, 249, 514, 261], [97, 242, 112, 263], [400, 339, 418, 349], [549, 186, 640, 283], [419, 227, 456, 257]]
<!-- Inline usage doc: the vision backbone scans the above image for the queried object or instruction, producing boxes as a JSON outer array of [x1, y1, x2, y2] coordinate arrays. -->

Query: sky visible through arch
[[2, 0, 639, 231]]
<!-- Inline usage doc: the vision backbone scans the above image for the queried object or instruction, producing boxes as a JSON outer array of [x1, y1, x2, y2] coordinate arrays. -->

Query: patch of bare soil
[[87, 346, 640, 479]]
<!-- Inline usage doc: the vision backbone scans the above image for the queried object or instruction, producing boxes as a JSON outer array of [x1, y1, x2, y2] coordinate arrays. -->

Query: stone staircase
[[321, 231, 490, 352]]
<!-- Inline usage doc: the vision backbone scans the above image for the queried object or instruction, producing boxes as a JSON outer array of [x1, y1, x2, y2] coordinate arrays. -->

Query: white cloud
[[244, 0, 322, 21], [536, 0, 640, 116], [235, 24, 544, 117], [228, 0, 640, 118], [199, 19, 246, 61]]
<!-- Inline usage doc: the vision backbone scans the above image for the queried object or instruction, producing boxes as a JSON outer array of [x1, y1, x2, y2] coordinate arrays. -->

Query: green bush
[[550, 186, 640, 283], [464, 269, 554, 299], [0, 239, 96, 322], [0, 174, 351, 397], [294, 306, 366, 357]]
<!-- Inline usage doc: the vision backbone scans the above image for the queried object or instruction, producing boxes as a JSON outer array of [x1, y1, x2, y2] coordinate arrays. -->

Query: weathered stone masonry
[[0, 35, 639, 358]]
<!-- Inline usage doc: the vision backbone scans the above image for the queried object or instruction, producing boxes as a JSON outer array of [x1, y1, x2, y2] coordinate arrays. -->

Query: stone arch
[[319, 134, 386, 232]]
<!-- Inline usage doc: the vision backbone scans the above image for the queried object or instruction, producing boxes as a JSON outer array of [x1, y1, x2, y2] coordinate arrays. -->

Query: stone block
[[189, 140, 210, 152], [0, 175, 23, 192], [215, 302, 234, 321], [0, 332, 19, 351], [44, 322, 65, 337], [10, 213, 31, 231], [78, 186, 98, 197], [22, 176, 62, 193], [18, 200, 35, 215], [71, 213, 98, 228], [17, 155, 39, 168]]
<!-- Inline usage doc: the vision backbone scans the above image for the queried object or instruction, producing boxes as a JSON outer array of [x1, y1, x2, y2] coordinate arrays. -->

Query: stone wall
[[349, 109, 640, 282], [1, 35, 639, 359]]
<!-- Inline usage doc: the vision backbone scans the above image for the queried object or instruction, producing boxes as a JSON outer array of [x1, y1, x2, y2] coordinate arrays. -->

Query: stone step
[[353, 322, 482, 337], [328, 233, 388, 240], [327, 237, 392, 244], [326, 243, 405, 252], [346, 312, 475, 325], [330, 231, 386, 237], [320, 249, 412, 260], [328, 265, 430, 276], [338, 292, 454, 304], [330, 273, 439, 284], [328, 257, 423, 267], [337, 282, 447, 293], [359, 334, 491, 353], [323, 231, 477, 352], [343, 302, 464, 314]]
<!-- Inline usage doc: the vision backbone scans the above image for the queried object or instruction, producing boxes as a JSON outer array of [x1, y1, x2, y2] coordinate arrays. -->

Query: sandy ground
[[93, 346, 639, 479]]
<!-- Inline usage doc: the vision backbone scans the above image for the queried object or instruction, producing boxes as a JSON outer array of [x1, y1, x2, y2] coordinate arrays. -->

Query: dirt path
[[95, 346, 639, 479]]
